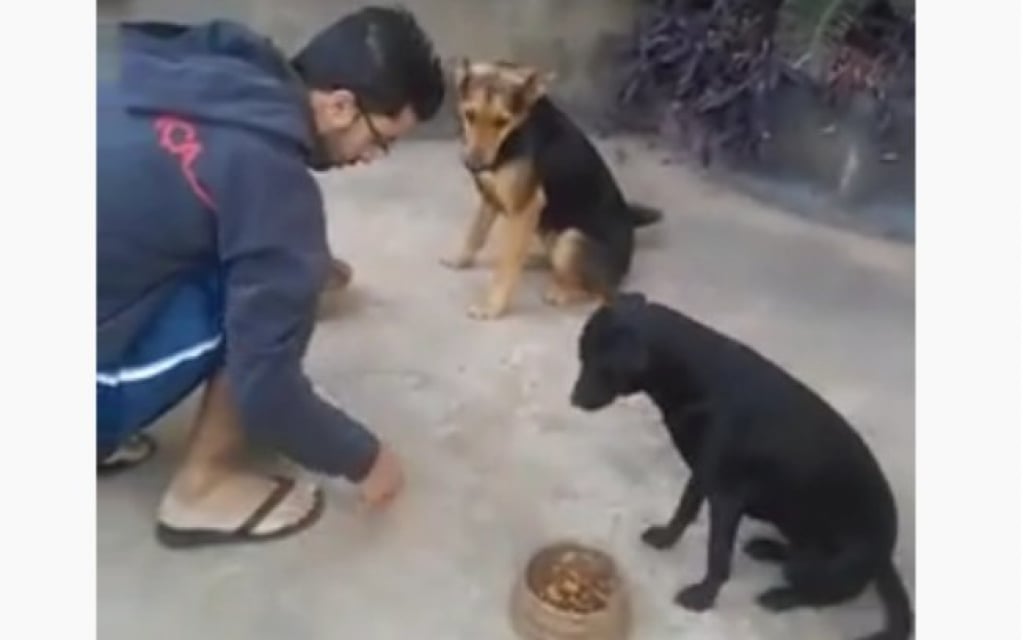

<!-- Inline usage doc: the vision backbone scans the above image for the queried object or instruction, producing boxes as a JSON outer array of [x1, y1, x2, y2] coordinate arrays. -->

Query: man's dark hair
[[291, 6, 445, 121]]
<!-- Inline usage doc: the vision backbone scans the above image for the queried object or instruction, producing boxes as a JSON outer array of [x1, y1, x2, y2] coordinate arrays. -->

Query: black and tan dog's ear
[[516, 68, 556, 108], [449, 56, 472, 93]]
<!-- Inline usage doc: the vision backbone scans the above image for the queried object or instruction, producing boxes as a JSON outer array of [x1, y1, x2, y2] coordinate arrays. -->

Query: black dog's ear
[[611, 321, 649, 375], [603, 292, 649, 374]]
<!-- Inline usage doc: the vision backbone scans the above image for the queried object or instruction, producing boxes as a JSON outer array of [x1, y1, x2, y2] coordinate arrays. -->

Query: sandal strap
[[236, 476, 296, 535]]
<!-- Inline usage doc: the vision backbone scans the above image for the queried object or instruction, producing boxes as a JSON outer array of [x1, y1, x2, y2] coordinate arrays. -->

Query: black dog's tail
[[863, 558, 913, 640], [627, 203, 664, 227]]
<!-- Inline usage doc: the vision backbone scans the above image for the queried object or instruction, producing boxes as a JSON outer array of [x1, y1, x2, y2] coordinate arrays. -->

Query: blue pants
[[97, 270, 224, 460]]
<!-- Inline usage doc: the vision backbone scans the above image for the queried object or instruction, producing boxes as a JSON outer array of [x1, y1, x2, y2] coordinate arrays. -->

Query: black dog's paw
[[641, 525, 680, 550], [743, 537, 789, 563], [674, 582, 719, 612], [756, 587, 807, 612]]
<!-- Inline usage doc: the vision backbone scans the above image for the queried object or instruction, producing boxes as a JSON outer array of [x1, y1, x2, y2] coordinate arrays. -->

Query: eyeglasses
[[355, 99, 392, 155]]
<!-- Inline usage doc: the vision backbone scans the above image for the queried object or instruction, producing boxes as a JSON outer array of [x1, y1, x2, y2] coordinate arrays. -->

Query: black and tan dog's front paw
[[467, 301, 506, 321], [641, 524, 681, 550], [674, 582, 720, 612], [441, 254, 474, 270]]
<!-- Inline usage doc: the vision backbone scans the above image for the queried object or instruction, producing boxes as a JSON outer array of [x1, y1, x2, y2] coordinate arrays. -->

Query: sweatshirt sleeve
[[211, 138, 379, 482]]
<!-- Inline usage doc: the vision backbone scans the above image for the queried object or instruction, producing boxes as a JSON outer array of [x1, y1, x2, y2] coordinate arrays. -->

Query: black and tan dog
[[443, 59, 663, 320]]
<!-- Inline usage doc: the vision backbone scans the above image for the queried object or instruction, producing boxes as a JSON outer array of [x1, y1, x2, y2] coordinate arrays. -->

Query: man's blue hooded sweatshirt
[[97, 20, 378, 481]]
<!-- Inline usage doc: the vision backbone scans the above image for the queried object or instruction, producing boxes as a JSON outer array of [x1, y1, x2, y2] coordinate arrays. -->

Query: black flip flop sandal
[[155, 476, 325, 550], [98, 433, 158, 476]]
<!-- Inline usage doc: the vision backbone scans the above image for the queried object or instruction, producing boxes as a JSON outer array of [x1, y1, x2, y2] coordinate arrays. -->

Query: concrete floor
[[97, 139, 915, 640]]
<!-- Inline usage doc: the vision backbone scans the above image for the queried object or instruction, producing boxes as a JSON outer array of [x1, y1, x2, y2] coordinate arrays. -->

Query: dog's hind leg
[[757, 543, 875, 613], [744, 537, 790, 563], [543, 229, 613, 306], [756, 585, 814, 612], [524, 231, 555, 270], [642, 473, 705, 550]]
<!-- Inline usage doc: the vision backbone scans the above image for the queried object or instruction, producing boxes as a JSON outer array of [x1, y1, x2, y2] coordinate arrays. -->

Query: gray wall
[[98, 0, 639, 134], [97, 0, 914, 241]]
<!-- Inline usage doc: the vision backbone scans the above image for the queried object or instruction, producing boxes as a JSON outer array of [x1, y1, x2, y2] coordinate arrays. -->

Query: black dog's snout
[[570, 378, 605, 411], [570, 385, 584, 408]]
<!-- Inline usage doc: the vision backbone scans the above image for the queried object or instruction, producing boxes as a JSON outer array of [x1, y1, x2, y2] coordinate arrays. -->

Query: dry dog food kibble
[[529, 548, 615, 614]]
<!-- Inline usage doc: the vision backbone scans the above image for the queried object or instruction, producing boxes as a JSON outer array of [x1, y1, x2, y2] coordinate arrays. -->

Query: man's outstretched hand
[[358, 443, 404, 509]]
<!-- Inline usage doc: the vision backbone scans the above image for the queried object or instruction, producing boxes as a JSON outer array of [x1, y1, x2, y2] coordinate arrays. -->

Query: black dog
[[570, 293, 912, 640]]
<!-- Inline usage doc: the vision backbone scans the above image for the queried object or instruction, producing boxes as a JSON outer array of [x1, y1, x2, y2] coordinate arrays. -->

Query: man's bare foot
[[156, 468, 323, 547]]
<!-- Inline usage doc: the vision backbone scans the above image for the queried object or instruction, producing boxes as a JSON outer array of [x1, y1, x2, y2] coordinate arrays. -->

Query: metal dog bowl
[[509, 540, 631, 640]]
